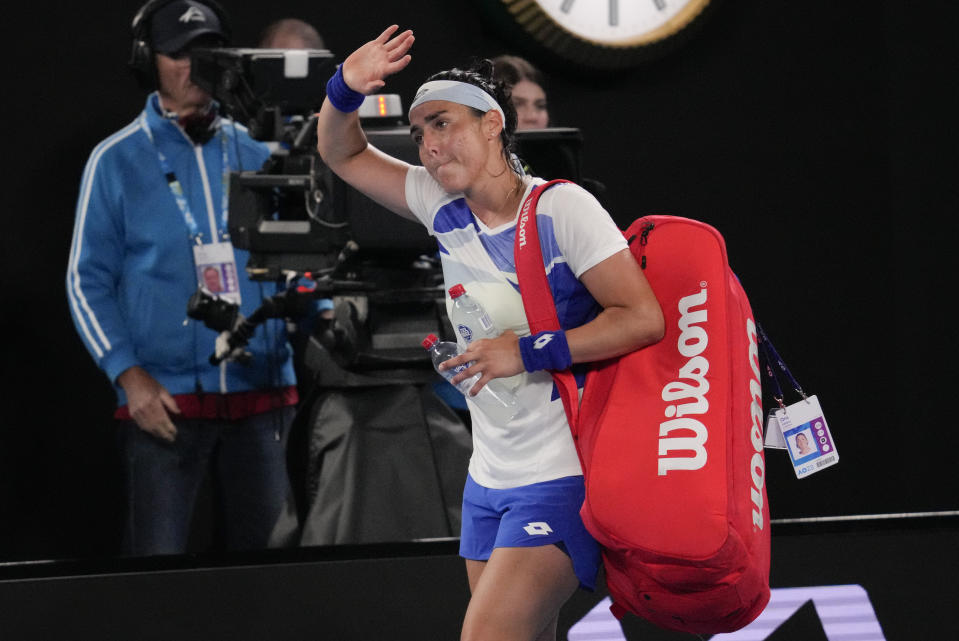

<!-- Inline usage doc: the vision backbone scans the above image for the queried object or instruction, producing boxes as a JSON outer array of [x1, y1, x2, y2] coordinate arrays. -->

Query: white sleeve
[[404, 165, 449, 231], [539, 183, 627, 277]]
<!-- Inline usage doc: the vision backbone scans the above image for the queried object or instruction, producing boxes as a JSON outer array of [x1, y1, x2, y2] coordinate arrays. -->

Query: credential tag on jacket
[[772, 395, 838, 479], [194, 241, 241, 305]]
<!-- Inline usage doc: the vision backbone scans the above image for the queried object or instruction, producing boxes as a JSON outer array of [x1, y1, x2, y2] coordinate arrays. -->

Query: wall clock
[[479, 0, 715, 69]]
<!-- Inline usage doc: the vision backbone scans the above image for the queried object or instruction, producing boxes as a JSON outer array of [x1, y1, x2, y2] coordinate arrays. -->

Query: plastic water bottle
[[448, 283, 524, 394], [449, 283, 499, 345], [422, 333, 519, 423]]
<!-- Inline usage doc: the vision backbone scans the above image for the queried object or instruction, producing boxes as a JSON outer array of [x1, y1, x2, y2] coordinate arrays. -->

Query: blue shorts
[[459, 474, 601, 591]]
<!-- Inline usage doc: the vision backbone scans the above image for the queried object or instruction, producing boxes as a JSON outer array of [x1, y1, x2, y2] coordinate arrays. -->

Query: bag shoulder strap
[[514, 179, 581, 429]]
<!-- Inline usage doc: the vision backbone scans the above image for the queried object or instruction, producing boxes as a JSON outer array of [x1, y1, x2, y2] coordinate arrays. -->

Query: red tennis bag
[[515, 181, 770, 634]]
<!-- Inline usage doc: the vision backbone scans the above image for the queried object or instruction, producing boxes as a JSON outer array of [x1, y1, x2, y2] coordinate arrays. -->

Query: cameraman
[[66, 0, 298, 556]]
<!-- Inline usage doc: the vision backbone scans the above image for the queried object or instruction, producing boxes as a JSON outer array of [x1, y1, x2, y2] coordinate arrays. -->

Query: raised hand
[[341, 25, 415, 95]]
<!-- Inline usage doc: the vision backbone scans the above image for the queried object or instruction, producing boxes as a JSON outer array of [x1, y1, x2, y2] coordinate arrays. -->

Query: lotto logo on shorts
[[523, 521, 553, 536]]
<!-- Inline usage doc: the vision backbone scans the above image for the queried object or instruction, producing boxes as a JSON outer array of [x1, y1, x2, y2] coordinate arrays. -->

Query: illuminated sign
[[568, 584, 886, 640]]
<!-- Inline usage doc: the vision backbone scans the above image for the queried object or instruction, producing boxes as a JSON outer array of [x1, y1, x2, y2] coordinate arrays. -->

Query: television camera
[[186, 47, 586, 376]]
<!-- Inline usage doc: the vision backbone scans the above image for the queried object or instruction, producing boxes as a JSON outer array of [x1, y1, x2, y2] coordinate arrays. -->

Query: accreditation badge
[[193, 241, 241, 305], [771, 394, 838, 479]]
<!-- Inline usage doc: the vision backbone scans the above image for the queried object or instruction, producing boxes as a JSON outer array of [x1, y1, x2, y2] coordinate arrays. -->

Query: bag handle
[[514, 179, 582, 431]]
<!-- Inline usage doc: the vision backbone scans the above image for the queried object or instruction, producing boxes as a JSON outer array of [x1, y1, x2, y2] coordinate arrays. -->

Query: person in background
[[259, 17, 325, 49], [492, 54, 549, 130], [66, 0, 299, 556], [492, 53, 609, 207]]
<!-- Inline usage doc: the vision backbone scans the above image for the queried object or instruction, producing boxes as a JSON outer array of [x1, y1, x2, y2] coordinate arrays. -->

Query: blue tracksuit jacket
[[66, 93, 296, 406]]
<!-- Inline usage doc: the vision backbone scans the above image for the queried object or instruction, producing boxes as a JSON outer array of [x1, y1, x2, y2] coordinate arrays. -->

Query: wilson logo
[[658, 287, 710, 475], [746, 318, 766, 530], [517, 197, 532, 249]]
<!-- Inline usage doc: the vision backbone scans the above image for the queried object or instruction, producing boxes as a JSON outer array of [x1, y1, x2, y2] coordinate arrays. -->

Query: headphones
[[128, 0, 231, 89]]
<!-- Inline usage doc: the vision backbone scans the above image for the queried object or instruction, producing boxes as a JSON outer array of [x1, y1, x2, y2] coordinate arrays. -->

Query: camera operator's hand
[[341, 25, 414, 95], [117, 366, 181, 442]]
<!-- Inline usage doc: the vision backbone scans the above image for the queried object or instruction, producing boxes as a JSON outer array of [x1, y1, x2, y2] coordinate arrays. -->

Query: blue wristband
[[326, 65, 365, 113], [519, 330, 572, 372]]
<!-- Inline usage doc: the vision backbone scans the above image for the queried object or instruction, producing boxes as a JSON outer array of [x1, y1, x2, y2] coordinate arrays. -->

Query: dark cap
[[150, 1, 226, 54]]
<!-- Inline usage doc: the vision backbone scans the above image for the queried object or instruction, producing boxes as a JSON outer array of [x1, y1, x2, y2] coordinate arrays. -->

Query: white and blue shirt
[[405, 167, 627, 488]]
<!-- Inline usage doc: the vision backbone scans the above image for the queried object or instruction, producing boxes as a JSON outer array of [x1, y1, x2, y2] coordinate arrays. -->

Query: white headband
[[408, 80, 505, 125]]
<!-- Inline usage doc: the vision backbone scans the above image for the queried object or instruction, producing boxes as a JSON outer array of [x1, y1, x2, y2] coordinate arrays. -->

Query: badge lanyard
[[757, 322, 839, 479], [142, 115, 230, 245], [142, 114, 241, 305], [756, 321, 805, 411]]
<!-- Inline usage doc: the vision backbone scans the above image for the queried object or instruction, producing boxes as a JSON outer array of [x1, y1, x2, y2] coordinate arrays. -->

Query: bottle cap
[[421, 334, 438, 349], [449, 284, 465, 299]]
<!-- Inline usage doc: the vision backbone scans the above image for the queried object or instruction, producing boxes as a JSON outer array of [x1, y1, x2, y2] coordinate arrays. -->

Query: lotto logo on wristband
[[533, 333, 555, 349], [520, 330, 572, 372]]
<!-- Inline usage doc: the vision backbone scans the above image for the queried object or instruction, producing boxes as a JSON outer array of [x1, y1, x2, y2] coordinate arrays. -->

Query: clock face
[[482, 0, 715, 69], [537, 0, 711, 47]]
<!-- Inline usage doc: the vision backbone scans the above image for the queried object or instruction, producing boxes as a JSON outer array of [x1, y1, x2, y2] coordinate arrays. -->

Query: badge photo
[[193, 241, 241, 304]]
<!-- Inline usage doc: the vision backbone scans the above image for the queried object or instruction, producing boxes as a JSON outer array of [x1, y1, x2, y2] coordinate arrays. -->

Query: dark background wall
[[2, 0, 956, 562]]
